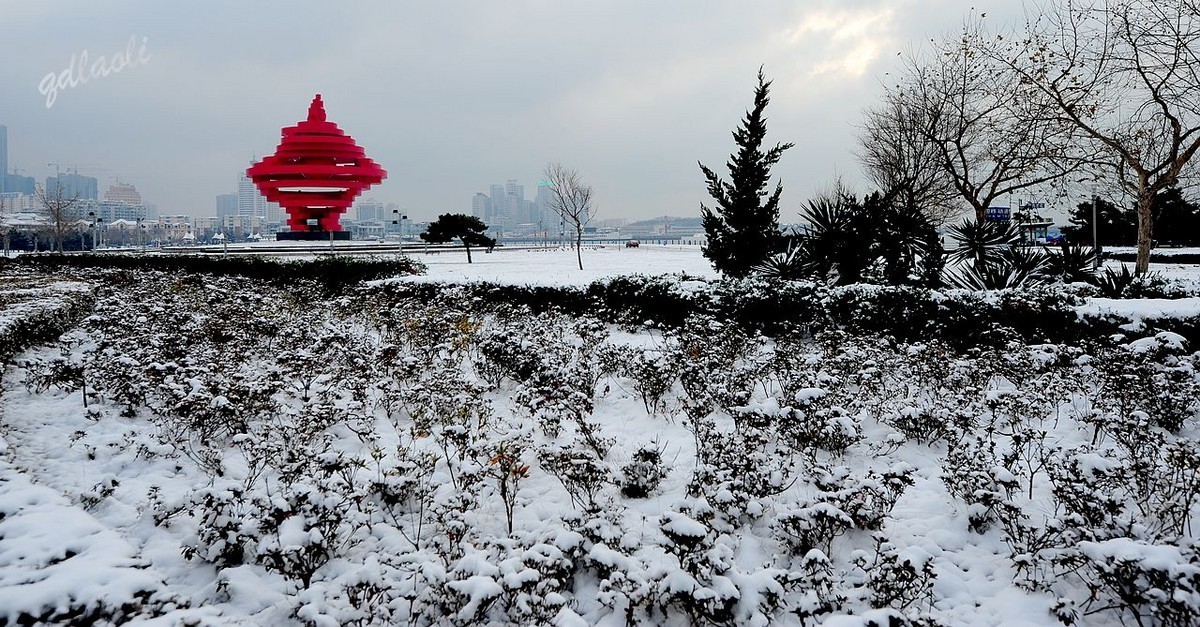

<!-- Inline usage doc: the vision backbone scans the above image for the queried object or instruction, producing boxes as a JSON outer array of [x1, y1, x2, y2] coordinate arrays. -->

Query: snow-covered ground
[[1, 252, 1199, 625], [402, 244, 716, 286]]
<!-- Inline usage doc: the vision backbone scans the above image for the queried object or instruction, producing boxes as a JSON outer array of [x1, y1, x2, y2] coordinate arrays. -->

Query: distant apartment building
[[103, 182, 142, 205], [75, 199, 149, 223], [216, 193, 238, 218], [0, 124, 6, 195], [355, 198, 386, 222], [472, 192, 490, 221], [534, 183, 555, 228], [194, 214, 266, 240], [46, 172, 99, 200], [237, 162, 280, 221], [489, 183, 506, 226], [0, 125, 36, 195]]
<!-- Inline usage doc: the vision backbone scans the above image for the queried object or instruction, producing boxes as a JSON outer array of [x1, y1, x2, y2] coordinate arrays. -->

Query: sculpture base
[[277, 231, 352, 241]]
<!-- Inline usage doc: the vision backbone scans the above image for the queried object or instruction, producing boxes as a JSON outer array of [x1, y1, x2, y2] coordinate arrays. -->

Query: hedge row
[[3, 254, 425, 293], [369, 275, 1200, 348], [0, 283, 95, 363], [1107, 251, 1200, 264]]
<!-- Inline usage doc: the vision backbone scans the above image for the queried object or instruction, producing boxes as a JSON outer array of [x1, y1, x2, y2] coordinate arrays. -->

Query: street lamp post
[[1092, 194, 1100, 270], [392, 209, 407, 255]]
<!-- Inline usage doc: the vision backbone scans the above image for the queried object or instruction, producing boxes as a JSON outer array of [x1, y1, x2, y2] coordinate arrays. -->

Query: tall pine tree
[[700, 67, 794, 277]]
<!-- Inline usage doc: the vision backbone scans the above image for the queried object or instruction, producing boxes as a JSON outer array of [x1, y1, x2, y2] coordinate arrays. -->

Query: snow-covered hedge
[[0, 276, 93, 364], [374, 274, 1200, 348], [4, 253, 425, 293]]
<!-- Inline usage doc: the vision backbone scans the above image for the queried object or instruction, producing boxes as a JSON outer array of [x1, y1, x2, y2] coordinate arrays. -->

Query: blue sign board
[[985, 206, 1011, 221]]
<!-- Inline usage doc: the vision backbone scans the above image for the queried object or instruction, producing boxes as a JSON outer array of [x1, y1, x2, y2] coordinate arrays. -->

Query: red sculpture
[[247, 94, 386, 239]]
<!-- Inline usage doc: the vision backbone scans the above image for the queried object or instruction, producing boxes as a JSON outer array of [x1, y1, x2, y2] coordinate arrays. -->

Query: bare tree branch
[[997, 0, 1200, 273], [34, 182, 81, 253], [542, 162, 595, 271]]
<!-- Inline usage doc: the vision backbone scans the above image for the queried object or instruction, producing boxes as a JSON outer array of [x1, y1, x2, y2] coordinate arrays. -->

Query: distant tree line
[[1062, 188, 1200, 248]]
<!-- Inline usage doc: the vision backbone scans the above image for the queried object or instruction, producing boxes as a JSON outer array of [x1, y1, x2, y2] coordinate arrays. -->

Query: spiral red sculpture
[[247, 94, 387, 240]]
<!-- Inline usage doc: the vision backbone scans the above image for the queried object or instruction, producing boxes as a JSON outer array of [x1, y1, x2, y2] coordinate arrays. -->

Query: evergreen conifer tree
[[700, 67, 794, 277]]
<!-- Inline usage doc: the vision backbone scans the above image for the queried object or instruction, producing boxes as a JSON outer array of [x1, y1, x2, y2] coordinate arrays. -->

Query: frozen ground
[[399, 244, 716, 286]]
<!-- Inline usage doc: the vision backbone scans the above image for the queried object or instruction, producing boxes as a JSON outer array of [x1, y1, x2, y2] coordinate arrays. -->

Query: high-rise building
[[489, 183, 506, 226], [104, 182, 142, 205], [234, 160, 274, 219], [0, 125, 7, 195], [505, 179, 525, 225], [472, 192, 490, 221], [46, 172, 98, 199], [535, 183, 555, 228], [216, 193, 238, 218], [0, 125, 34, 196]]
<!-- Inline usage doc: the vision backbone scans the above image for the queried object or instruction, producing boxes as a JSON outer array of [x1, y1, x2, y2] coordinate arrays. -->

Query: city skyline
[[1, 1, 1029, 222]]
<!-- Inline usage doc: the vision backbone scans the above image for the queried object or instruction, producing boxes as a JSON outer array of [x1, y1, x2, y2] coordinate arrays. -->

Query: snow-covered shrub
[[775, 502, 854, 556], [824, 284, 941, 343], [411, 531, 587, 626], [295, 556, 400, 627], [484, 438, 532, 535], [476, 325, 543, 387], [859, 536, 937, 614], [182, 481, 266, 568], [515, 362, 611, 455], [255, 475, 361, 588], [774, 462, 916, 558], [811, 463, 916, 532], [788, 548, 848, 624], [687, 418, 795, 522], [676, 318, 767, 414], [1047, 438, 1200, 542], [0, 276, 94, 367], [623, 346, 680, 416], [620, 443, 669, 498], [1054, 538, 1200, 627], [942, 434, 1020, 533], [539, 444, 612, 512], [21, 347, 85, 397], [654, 509, 789, 626], [774, 393, 864, 455], [1093, 332, 1198, 433]]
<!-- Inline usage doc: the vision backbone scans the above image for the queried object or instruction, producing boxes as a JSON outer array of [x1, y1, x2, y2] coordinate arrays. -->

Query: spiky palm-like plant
[[946, 219, 1021, 267], [1042, 244, 1098, 284]]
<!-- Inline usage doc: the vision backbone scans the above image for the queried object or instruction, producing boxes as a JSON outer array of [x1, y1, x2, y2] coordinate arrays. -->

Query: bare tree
[[543, 162, 594, 270], [34, 182, 80, 253], [998, 0, 1200, 274], [857, 88, 960, 225], [887, 17, 1083, 222]]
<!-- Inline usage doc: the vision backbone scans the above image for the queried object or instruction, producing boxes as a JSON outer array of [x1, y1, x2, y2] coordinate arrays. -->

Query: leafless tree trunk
[[34, 182, 80, 253], [883, 16, 1085, 222], [999, 0, 1200, 274], [543, 162, 594, 271]]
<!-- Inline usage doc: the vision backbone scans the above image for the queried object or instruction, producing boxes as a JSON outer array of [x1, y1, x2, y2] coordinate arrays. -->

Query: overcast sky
[[0, 1, 1024, 222]]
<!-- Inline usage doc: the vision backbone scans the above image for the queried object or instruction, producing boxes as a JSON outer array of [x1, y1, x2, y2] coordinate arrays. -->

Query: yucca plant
[[945, 219, 1021, 267], [794, 195, 871, 284], [1042, 244, 1098, 284], [1093, 264, 1138, 298], [944, 262, 1039, 290], [943, 219, 1048, 290], [752, 240, 806, 280]]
